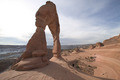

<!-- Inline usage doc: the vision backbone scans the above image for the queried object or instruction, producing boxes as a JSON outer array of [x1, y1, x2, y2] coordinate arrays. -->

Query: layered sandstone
[[35, 1, 61, 57], [12, 1, 61, 71], [11, 27, 49, 70], [89, 42, 104, 49], [95, 42, 104, 48], [1, 43, 120, 80], [103, 34, 120, 45]]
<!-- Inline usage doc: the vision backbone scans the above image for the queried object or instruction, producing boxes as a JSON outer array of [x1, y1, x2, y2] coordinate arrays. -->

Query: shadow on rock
[[34, 61, 85, 80]]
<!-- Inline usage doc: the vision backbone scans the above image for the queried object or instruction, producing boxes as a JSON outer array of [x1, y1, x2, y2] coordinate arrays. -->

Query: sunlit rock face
[[12, 1, 61, 71], [103, 34, 120, 45]]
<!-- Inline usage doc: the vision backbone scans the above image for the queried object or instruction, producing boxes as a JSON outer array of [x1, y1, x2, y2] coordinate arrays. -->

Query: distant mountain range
[[0, 44, 91, 50]]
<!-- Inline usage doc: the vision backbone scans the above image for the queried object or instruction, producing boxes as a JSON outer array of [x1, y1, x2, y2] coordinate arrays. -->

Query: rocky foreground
[[0, 43, 120, 80]]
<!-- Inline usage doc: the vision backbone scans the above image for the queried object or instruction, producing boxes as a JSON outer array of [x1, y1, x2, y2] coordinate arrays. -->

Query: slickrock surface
[[1, 43, 120, 80], [103, 34, 120, 45], [0, 57, 102, 80], [1, 1, 120, 80]]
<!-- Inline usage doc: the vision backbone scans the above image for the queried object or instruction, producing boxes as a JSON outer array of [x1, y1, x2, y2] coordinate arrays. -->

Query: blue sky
[[0, 0, 120, 45]]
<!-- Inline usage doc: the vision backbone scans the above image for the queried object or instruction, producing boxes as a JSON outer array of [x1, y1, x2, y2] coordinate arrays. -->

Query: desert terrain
[[0, 0, 120, 80], [0, 35, 120, 80]]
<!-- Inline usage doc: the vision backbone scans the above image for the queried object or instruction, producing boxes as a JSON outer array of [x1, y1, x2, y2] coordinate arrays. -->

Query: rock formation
[[12, 1, 61, 70], [89, 45, 96, 49], [95, 42, 104, 48], [89, 42, 104, 49], [35, 1, 61, 57], [12, 27, 49, 70], [103, 34, 120, 45]]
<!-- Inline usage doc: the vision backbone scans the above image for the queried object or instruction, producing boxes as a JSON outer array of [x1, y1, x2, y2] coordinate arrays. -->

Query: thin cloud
[[0, 0, 120, 45]]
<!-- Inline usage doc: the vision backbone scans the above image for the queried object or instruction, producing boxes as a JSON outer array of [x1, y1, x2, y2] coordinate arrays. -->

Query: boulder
[[95, 42, 104, 48]]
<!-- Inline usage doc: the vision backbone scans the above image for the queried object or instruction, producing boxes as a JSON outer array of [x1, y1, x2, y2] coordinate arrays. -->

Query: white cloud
[[59, 14, 120, 44], [0, 0, 120, 45], [0, 0, 36, 41]]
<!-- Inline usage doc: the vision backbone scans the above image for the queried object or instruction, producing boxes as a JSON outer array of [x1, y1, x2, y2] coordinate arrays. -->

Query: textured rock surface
[[1, 44, 120, 80], [89, 42, 104, 49], [95, 42, 104, 48], [20, 27, 47, 59], [12, 57, 48, 71], [89, 45, 96, 49], [12, 27, 48, 70], [36, 1, 61, 57], [12, 1, 61, 70], [0, 57, 103, 80], [103, 34, 120, 45]]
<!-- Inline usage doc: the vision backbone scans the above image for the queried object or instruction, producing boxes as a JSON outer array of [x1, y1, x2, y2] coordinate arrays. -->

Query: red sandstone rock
[[12, 1, 61, 70], [36, 1, 61, 57], [12, 27, 48, 70], [21, 27, 47, 59], [12, 57, 49, 71], [89, 45, 96, 49], [89, 42, 104, 49], [95, 42, 104, 48], [103, 34, 120, 45]]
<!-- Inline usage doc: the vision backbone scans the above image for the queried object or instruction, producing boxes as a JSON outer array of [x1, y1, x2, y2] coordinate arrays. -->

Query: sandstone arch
[[12, 1, 61, 70], [35, 1, 61, 57]]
